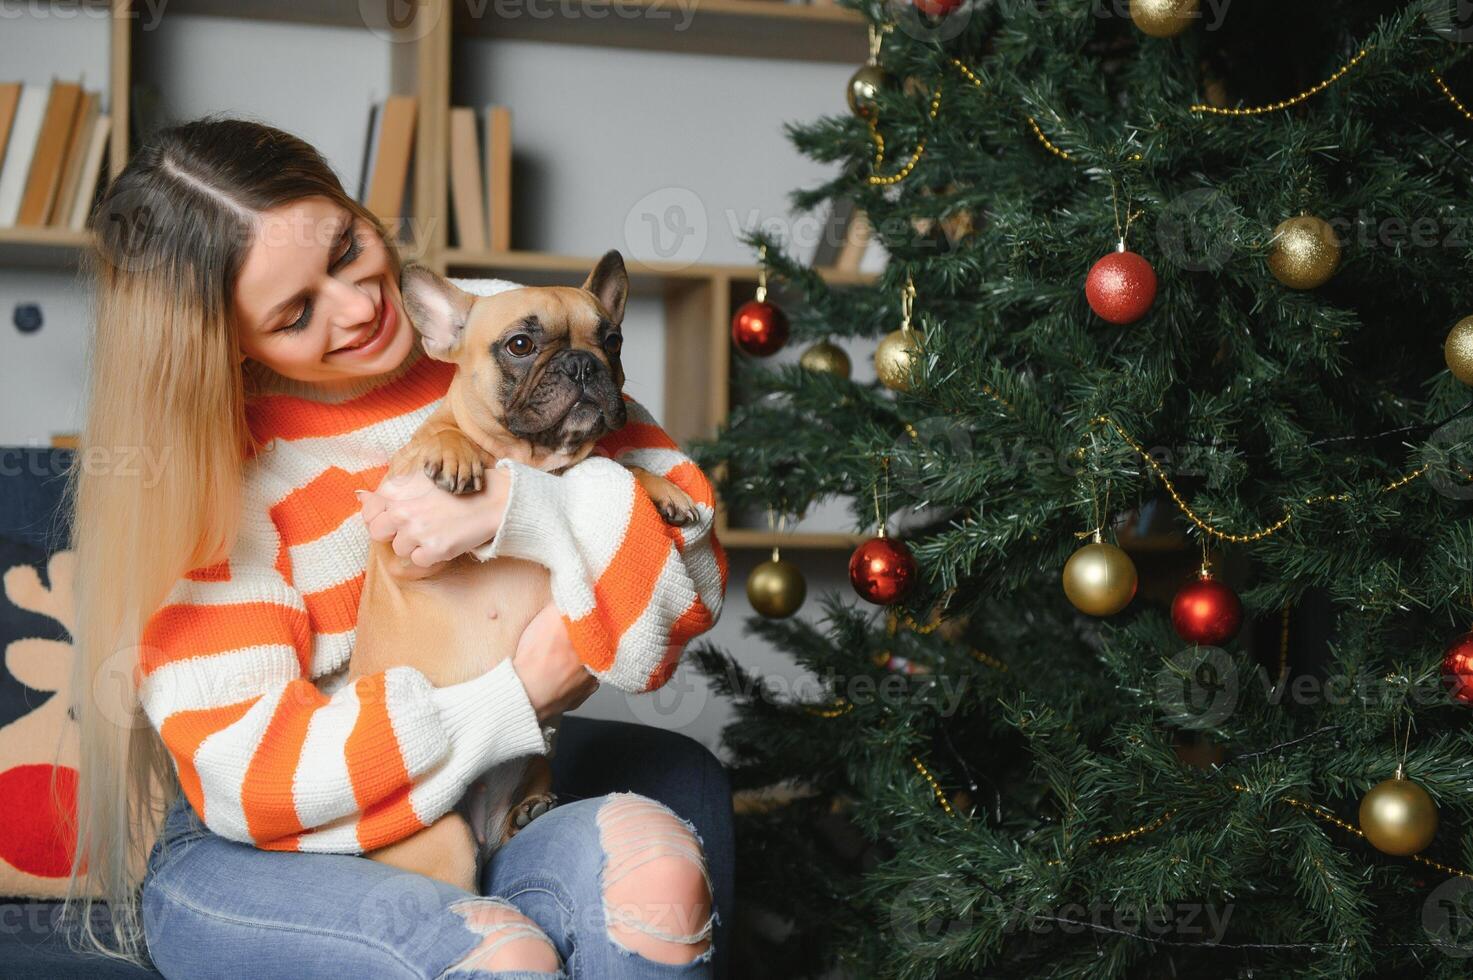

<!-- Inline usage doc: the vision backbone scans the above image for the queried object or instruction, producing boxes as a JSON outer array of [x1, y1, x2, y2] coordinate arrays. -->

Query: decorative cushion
[[0, 448, 84, 898]]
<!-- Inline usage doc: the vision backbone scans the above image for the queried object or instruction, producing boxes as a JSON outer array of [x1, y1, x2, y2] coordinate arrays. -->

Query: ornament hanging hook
[[756, 242, 769, 303], [900, 274, 916, 334]]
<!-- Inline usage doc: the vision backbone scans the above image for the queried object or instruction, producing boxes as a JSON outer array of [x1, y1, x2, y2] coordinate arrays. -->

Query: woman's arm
[[138, 529, 552, 853], [466, 394, 729, 693]]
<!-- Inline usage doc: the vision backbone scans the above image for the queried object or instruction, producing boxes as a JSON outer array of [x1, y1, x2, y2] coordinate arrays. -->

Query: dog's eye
[[603, 333, 623, 356], [505, 334, 534, 357]]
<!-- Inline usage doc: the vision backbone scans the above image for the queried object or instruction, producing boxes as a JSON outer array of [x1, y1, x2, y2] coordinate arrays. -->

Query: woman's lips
[[332, 293, 397, 357]]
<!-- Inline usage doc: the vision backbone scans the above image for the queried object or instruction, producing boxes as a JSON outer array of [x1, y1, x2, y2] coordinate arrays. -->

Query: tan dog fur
[[345, 252, 696, 891]]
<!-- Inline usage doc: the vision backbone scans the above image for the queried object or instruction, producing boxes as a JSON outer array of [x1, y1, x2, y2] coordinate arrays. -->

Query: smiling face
[[233, 195, 414, 388], [401, 252, 631, 457]]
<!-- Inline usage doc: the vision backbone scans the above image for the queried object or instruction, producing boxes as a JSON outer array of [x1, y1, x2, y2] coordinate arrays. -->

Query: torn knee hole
[[447, 898, 560, 975], [596, 794, 714, 963]]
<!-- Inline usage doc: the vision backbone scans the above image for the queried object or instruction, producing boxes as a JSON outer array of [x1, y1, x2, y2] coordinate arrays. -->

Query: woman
[[59, 116, 730, 978]]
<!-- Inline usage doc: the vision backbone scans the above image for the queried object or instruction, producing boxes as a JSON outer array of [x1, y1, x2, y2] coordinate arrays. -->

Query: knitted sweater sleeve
[[137, 480, 552, 854], [467, 394, 729, 692]]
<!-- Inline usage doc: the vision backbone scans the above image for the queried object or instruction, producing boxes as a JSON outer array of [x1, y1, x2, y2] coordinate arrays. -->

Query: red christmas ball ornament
[[1441, 632, 1473, 705], [914, 0, 964, 15], [849, 534, 917, 605], [731, 299, 789, 356], [1171, 571, 1242, 646], [1085, 248, 1158, 324]]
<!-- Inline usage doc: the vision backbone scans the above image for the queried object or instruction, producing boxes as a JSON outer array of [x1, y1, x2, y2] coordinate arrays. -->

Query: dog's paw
[[653, 484, 699, 527], [504, 794, 556, 841], [407, 430, 486, 494]]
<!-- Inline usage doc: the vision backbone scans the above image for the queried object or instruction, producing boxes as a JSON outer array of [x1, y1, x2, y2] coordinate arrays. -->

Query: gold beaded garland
[[1267, 215, 1341, 290]]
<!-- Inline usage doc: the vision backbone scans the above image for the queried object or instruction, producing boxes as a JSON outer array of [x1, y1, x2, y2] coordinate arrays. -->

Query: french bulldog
[[346, 250, 697, 892]]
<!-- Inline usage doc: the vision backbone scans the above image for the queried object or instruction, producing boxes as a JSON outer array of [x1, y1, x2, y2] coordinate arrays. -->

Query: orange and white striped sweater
[[138, 303, 728, 854]]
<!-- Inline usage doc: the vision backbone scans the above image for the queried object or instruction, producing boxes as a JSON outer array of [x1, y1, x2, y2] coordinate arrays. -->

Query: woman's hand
[[511, 602, 599, 724], [357, 465, 512, 568]]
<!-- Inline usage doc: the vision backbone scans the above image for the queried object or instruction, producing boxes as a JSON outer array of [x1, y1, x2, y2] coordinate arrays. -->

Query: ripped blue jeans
[[141, 788, 718, 979]]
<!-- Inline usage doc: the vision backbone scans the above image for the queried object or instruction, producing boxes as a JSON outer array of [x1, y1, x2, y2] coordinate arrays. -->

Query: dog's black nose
[[560, 350, 600, 383]]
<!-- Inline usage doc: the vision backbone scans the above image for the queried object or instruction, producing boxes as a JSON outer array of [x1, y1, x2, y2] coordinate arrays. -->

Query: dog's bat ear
[[580, 249, 628, 326], [401, 264, 474, 361]]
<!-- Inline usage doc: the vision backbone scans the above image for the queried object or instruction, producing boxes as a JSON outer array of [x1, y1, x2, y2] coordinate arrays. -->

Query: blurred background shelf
[[0, 227, 93, 269], [454, 0, 868, 63], [4, 0, 880, 547]]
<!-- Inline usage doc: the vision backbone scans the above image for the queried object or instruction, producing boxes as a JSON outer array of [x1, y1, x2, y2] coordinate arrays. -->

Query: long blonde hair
[[57, 115, 400, 966]]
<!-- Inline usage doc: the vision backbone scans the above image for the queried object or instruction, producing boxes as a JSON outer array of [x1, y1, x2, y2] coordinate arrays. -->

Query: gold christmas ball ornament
[[747, 557, 807, 619], [1129, 0, 1200, 38], [799, 340, 852, 378], [1062, 539, 1138, 617], [1358, 773, 1439, 856], [874, 328, 921, 392], [847, 64, 890, 119], [1267, 215, 1341, 290], [1445, 315, 1473, 386]]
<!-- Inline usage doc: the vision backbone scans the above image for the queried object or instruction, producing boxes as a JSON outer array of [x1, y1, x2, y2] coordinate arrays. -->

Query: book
[[50, 89, 98, 226], [67, 114, 110, 231], [0, 84, 21, 180], [448, 106, 486, 250], [16, 79, 82, 226], [484, 105, 512, 252], [0, 84, 47, 227], [364, 94, 416, 231], [357, 101, 380, 204], [833, 208, 872, 273]]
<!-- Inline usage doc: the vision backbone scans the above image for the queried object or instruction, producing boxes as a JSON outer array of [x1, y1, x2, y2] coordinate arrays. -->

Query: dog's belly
[[348, 542, 552, 687]]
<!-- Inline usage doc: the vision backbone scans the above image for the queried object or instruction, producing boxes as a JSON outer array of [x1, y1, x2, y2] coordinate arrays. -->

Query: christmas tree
[[690, 1, 1473, 976]]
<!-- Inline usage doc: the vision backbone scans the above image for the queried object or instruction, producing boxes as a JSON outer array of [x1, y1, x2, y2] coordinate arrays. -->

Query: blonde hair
[[55, 115, 401, 966]]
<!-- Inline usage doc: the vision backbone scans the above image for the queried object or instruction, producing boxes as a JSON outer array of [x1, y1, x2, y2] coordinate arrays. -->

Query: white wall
[[0, 13, 877, 760]]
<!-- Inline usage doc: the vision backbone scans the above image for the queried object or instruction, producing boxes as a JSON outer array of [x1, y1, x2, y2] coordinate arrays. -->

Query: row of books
[[355, 95, 512, 251], [0, 80, 112, 232]]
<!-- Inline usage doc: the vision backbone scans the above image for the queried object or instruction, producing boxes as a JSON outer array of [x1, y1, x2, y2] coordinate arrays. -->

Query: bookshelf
[[3, 0, 877, 550]]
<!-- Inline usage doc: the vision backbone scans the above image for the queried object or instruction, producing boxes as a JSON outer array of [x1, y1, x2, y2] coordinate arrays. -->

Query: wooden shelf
[[454, 0, 867, 63], [442, 248, 877, 287], [0, 226, 93, 268], [717, 526, 863, 550], [10, 0, 874, 550]]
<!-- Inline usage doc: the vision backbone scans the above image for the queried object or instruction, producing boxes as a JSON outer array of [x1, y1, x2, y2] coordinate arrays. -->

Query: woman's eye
[[604, 333, 623, 355], [506, 334, 534, 356], [334, 228, 367, 269], [281, 301, 312, 333]]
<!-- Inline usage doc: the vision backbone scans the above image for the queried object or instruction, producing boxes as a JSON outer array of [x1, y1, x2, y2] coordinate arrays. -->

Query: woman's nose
[[324, 275, 379, 332]]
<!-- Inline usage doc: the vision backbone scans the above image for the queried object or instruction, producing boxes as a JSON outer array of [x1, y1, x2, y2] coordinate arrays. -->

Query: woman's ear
[[402, 264, 475, 361]]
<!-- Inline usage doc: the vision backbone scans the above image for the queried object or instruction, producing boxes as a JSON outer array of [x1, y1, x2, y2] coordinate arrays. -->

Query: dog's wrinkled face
[[401, 251, 630, 457]]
